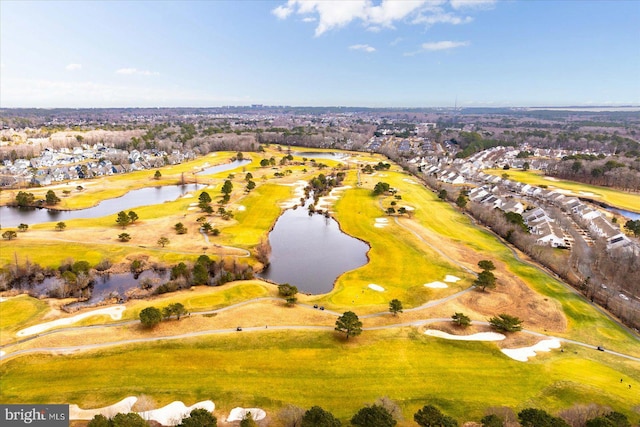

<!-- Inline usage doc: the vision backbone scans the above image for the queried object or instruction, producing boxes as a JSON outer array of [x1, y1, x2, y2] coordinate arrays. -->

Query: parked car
[[619, 294, 630, 301], [596, 346, 605, 351], [236, 326, 242, 331]]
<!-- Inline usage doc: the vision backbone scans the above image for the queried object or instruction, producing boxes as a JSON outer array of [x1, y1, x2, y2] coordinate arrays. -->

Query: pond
[[0, 184, 204, 228], [196, 159, 251, 175], [260, 202, 369, 295], [605, 206, 640, 221], [293, 151, 349, 160]]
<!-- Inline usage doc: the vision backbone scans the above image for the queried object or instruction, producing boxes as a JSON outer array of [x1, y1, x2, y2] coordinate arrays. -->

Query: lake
[[260, 202, 369, 294]]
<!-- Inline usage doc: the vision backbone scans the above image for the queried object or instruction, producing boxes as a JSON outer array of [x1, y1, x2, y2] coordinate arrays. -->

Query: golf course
[[1, 148, 638, 425]]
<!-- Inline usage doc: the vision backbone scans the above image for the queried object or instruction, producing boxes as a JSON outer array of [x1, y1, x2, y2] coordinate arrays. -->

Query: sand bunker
[[280, 181, 308, 209], [0, 351, 5, 357], [316, 185, 351, 211], [375, 218, 389, 223], [139, 401, 215, 426], [70, 397, 215, 426], [444, 275, 461, 283], [425, 329, 506, 341], [17, 305, 126, 337], [226, 408, 266, 422], [0, 297, 8, 303], [70, 397, 138, 420], [237, 205, 246, 211], [374, 223, 387, 228], [424, 281, 448, 288], [403, 178, 418, 184], [368, 284, 385, 292], [501, 338, 561, 362], [182, 194, 193, 198]]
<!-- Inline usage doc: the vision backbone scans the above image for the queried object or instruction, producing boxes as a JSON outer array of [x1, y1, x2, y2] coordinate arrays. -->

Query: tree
[[221, 179, 233, 195], [490, 314, 523, 332], [128, 211, 139, 223], [518, 408, 569, 427], [87, 414, 111, 427], [414, 405, 458, 427], [455, 194, 467, 208], [154, 170, 162, 180], [474, 270, 497, 291], [481, 414, 503, 427], [389, 299, 403, 316], [55, 221, 66, 231], [246, 180, 256, 191], [335, 311, 362, 340], [157, 236, 170, 247], [18, 223, 28, 232], [174, 222, 188, 234], [118, 233, 132, 242], [140, 306, 162, 328], [585, 412, 630, 427], [2, 230, 17, 240], [111, 412, 148, 427], [301, 406, 341, 427], [178, 408, 217, 427], [452, 312, 471, 327], [523, 162, 530, 171], [438, 189, 447, 200], [478, 260, 496, 271], [116, 211, 132, 228], [373, 182, 390, 196], [386, 207, 396, 215], [351, 405, 396, 427], [240, 413, 257, 427], [45, 190, 61, 205], [163, 302, 187, 320], [624, 220, 640, 237], [199, 191, 212, 205], [15, 191, 35, 207], [245, 172, 253, 181]]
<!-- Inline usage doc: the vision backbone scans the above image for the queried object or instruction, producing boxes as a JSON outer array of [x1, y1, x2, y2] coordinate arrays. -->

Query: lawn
[[1, 330, 637, 424]]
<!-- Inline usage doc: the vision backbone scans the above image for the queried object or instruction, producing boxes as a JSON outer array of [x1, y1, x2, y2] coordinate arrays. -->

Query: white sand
[[544, 177, 559, 181], [138, 400, 215, 426], [501, 339, 561, 362], [237, 205, 246, 211], [403, 178, 418, 184], [189, 203, 199, 207], [70, 397, 138, 420], [579, 191, 595, 196], [425, 330, 506, 341], [70, 397, 215, 426], [226, 408, 266, 422], [0, 297, 7, 303], [0, 350, 5, 357], [444, 275, 461, 283], [424, 281, 448, 288], [375, 218, 389, 223], [182, 194, 193, 198], [368, 284, 385, 292], [17, 305, 126, 337], [374, 223, 387, 228], [187, 207, 197, 211], [280, 180, 308, 208]]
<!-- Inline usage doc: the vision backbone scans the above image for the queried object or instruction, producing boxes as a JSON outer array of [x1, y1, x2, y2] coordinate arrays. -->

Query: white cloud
[[273, 0, 493, 35], [421, 40, 469, 51], [450, 0, 496, 10], [116, 68, 159, 76], [65, 63, 82, 71], [349, 44, 376, 53]]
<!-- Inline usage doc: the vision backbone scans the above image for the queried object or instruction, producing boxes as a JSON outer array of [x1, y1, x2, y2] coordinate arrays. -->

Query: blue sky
[[1, 0, 639, 108]]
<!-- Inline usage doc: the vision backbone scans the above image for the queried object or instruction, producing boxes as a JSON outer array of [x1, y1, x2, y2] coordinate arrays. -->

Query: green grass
[[0, 295, 50, 340], [486, 169, 640, 213], [1, 330, 637, 424]]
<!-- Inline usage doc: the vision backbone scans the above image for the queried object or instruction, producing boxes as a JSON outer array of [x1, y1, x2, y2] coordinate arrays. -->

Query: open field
[[484, 169, 640, 213], [1, 149, 639, 424]]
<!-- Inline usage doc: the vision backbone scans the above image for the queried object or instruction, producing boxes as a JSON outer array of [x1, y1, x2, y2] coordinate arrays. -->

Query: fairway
[[1, 149, 639, 425]]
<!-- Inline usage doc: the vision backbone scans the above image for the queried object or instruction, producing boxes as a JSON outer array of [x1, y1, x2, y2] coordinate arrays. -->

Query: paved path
[[2, 296, 639, 363]]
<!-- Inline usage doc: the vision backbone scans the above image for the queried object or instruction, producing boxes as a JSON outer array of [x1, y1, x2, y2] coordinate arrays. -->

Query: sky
[[1, 0, 639, 108]]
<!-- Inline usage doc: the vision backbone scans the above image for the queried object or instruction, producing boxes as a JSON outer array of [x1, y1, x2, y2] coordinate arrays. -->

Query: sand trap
[[501, 338, 561, 362], [226, 408, 266, 422], [280, 181, 308, 208], [70, 397, 215, 426], [579, 191, 595, 196], [403, 178, 418, 184], [70, 397, 138, 420], [237, 205, 246, 211], [374, 223, 387, 228], [425, 330, 506, 341], [424, 281, 448, 288], [375, 218, 389, 223], [187, 207, 197, 211], [182, 194, 193, 198], [0, 297, 8, 303], [0, 351, 5, 357], [444, 275, 461, 283], [368, 284, 385, 292], [139, 400, 215, 426], [17, 305, 126, 337], [544, 177, 559, 181], [189, 203, 199, 207]]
